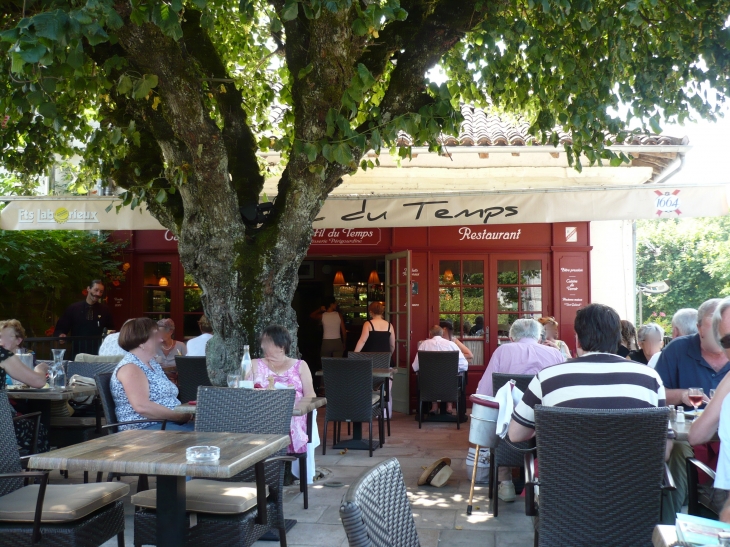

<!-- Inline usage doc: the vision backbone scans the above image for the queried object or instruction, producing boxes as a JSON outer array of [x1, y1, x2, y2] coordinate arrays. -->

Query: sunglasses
[[721, 335, 730, 349]]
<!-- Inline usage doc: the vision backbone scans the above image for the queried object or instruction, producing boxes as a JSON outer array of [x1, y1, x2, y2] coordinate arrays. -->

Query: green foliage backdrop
[[636, 217, 730, 325], [0, 230, 126, 336]]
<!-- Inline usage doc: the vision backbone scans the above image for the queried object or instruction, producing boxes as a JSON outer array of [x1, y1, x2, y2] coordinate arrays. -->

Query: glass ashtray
[[186, 445, 220, 463]]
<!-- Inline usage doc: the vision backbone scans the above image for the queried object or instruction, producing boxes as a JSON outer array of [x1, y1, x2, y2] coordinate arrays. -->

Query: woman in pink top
[[251, 325, 316, 453]]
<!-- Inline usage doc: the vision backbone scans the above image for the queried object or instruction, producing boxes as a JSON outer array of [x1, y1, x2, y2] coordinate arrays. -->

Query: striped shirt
[[512, 353, 670, 434]]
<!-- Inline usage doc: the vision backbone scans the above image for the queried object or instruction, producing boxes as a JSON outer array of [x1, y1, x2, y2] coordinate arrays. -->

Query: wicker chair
[[94, 372, 167, 492], [321, 358, 384, 457], [174, 356, 212, 404], [0, 394, 128, 547], [488, 372, 535, 516], [526, 405, 672, 547], [340, 457, 420, 547], [132, 387, 296, 547], [416, 351, 461, 429], [347, 352, 392, 436]]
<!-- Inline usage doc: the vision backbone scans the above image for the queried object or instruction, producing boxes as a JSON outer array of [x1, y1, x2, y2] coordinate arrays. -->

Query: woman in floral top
[[110, 318, 193, 431]]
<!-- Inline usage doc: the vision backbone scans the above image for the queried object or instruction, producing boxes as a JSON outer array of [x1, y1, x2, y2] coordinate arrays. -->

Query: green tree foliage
[[0, 230, 126, 336], [636, 217, 730, 324]]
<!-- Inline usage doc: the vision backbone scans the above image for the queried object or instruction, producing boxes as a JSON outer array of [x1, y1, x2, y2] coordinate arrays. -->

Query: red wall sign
[[557, 255, 589, 351]]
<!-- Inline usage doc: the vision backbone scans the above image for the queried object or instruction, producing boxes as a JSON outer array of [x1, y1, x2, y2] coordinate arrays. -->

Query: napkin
[[70, 375, 96, 387], [494, 381, 524, 439]]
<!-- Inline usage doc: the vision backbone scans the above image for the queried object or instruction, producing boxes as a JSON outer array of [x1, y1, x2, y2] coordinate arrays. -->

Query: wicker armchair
[[132, 387, 296, 547], [526, 405, 672, 547], [347, 352, 392, 436], [174, 356, 213, 404], [416, 351, 461, 429], [321, 358, 384, 457], [94, 372, 167, 492], [488, 373, 535, 516], [0, 394, 128, 547], [340, 457, 420, 547]]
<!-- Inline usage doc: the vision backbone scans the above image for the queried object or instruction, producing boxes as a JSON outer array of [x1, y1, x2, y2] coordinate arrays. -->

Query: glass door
[[490, 255, 548, 351], [386, 251, 411, 414], [437, 258, 488, 369]]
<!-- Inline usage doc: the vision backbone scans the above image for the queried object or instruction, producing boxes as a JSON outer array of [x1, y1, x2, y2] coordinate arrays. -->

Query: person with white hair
[[475, 318, 564, 503], [647, 308, 698, 368], [629, 323, 664, 365], [656, 298, 729, 521]]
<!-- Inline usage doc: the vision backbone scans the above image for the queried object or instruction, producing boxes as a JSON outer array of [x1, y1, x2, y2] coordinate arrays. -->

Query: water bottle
[[240, 346, 253, 388]]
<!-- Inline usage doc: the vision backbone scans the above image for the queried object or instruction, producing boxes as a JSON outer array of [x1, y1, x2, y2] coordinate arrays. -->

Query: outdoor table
[[28, 429, 289, 547], [6, 384, 100, 439], [316, 368, 395, 451], [652, 524, 677, 547], [670, 416, 720, 443]]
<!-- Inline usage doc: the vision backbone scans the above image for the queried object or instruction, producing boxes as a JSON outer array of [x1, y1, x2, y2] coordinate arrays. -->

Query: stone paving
[[77, 411, 534, 546]]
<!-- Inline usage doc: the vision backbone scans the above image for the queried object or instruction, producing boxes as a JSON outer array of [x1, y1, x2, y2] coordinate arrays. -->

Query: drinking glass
[[688, 387, 704, 410], [47, 366, 58, 390], [710, 389, 717, 400], [227, 374, 241, 388]]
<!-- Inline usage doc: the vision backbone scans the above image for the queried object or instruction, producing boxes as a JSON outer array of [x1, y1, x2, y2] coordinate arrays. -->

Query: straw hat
[[418, 458, 453, 487]]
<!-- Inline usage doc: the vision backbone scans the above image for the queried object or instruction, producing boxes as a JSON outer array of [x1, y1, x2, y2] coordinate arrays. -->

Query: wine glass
[[227, 373, 241, 388], [688, 387, 704, 411]]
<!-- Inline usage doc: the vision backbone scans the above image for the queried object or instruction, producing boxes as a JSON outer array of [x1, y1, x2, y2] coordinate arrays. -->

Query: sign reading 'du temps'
[[310, 228, 382, 246]]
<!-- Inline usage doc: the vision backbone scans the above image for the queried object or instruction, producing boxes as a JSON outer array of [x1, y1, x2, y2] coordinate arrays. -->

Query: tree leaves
[[31, 11, 69, 41], [281, 1, 298, 21], [132, 74, 159, 99]]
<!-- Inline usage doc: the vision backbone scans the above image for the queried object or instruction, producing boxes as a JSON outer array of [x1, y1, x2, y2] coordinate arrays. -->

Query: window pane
[[462, 261, 484, 285], [497, 260, 519, 285], [183, 314, 203, 338], [497, 287, 518, 311], [184, 288, 203, 312], [439, 260, 460, 285], [143, 262, 172, 286], [521, 287, 542, 312], [462, 287, 484, 312], [144, 289, 171, 313], [521, 260, 542, 285], [497, 314, 519, 345], [461, 314, 486, 338], [439, 286, 461, 312]]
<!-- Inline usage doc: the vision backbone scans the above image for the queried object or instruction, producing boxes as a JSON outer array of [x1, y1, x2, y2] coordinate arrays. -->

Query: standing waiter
[[54, 279, 115, 356]]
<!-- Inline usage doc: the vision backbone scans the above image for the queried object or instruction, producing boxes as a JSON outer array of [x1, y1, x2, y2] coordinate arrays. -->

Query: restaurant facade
[[104, 220, 590, 414]]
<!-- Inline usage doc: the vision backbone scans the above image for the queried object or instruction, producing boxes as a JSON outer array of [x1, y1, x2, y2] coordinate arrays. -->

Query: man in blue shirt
[[656, 298, 729, 520]]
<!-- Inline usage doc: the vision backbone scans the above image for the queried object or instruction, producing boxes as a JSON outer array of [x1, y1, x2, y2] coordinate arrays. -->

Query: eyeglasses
[[720, 335, 730, 349]]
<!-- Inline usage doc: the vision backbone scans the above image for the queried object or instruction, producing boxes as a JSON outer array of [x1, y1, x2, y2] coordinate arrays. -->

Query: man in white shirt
[[186, 315, 213, 357], [412, 325, 468, 415]]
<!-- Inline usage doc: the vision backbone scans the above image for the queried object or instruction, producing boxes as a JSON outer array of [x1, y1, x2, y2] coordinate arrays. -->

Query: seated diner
[[111, 317, 193, 431]]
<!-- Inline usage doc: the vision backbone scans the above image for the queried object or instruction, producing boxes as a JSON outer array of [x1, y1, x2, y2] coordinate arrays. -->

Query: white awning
[[2, 183, 727, 231]]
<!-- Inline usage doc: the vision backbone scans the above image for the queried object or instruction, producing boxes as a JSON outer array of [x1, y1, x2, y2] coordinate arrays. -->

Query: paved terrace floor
[[71, 411, 534, 546]]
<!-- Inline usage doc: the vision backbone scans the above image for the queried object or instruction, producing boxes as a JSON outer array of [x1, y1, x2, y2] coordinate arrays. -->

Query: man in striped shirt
[[509, 304, 671, 451]]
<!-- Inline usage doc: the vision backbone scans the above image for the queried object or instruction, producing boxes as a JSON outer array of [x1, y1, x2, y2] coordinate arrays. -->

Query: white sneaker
[[498, 481, 516, 502]]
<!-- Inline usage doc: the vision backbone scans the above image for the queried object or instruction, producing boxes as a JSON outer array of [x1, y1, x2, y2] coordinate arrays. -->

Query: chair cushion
[[0, 482, 129, 523], [131, 479, 268, 515]]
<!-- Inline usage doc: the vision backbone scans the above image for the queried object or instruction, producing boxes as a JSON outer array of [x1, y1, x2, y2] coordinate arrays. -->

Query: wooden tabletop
[[670, 416, 720, 443], [28, 430, 289, 478], [5, 384, 97, 401], [175, 396, 327, 416], [315, 367, 395, 379]]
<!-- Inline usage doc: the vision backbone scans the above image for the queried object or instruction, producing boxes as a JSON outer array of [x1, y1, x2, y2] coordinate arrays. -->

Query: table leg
[[255, 461, 268, 525], [333, 422, 377, 451], [157, 475, 187, 547]]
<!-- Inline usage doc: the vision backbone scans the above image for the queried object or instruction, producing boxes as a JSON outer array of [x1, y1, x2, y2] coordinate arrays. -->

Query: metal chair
[[488, 372, 535, 516], [132, 387, 295, 547], [322, 358, 384, 457], [174, 356, 212, 404], [0, 393, 128, 547], [525, 405, 673, 547], [94, 372, 167, 492], [347, 352, 392, 436], [416, 351, 461, 429], [340, 457, 420, 547]]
